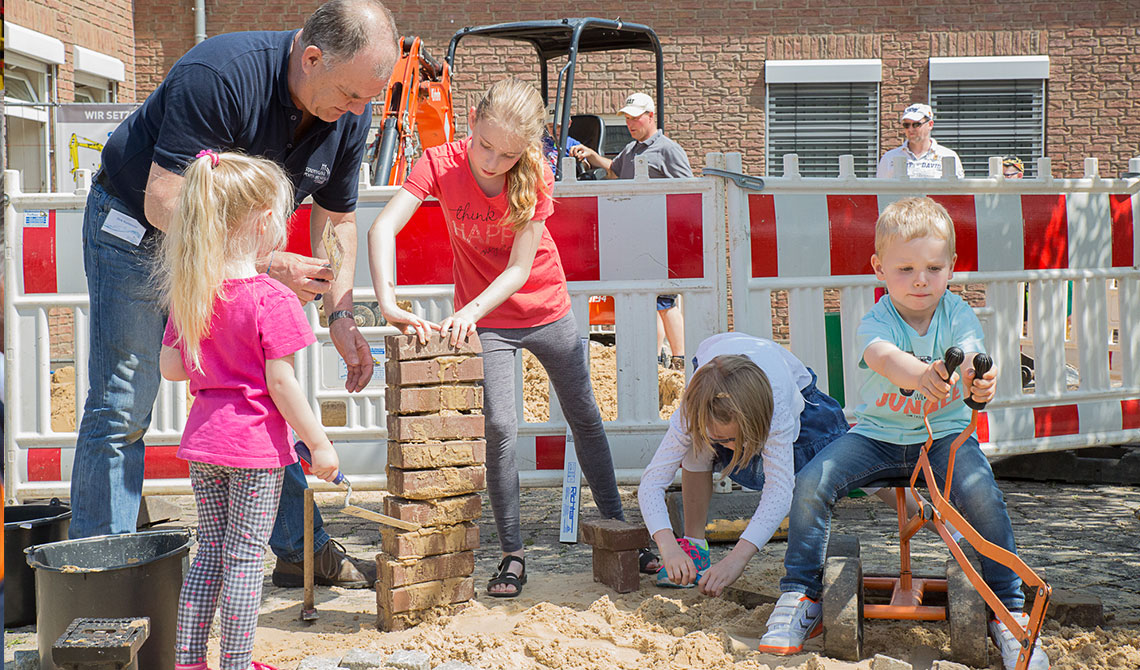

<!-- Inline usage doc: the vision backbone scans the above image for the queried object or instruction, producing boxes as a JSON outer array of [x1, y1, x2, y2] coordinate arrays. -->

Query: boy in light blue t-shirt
[[758, 197, 1049, 670]]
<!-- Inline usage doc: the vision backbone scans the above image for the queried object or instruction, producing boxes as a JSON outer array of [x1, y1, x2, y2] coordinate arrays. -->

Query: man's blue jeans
[[70, 181, 326, 561], [779, 430, 1025, 611]]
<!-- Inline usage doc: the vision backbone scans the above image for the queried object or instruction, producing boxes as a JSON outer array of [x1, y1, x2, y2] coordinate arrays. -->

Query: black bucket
[[4, 499, 71, 627], [26, 529, 193, 670]]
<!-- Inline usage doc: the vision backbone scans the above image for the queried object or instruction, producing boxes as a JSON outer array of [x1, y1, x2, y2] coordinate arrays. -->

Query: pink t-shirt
[[162, 275, 315, 468], [402, 139, 571, 328]]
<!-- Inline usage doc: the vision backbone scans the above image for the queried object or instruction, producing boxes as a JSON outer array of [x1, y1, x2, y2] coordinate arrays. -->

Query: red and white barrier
[[4, 156, 726, 500], [726, 152, 1140, 457]]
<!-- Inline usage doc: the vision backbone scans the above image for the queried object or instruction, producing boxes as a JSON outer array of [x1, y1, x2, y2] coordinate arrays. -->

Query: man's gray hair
[[301, 0, 398, 74]]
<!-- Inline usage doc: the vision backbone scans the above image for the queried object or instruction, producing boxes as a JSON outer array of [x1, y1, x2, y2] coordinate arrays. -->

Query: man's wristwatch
[[327, 309, 355, 326]]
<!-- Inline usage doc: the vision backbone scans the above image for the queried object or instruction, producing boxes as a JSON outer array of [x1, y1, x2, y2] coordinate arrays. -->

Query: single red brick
[[380, 550, 476, 588], [387, 414, 485, 442], [592, 547, 641, 594], [386, 385, 483, 414], [386, 465, 486, 500], [381, 521, 480, 559], [580, 519, 651, 552], [388, 440, 486, 469], [383, 494, 482, 527], [385, 357, 484, 387], [377, 576, 475, 614], [386, 333, 482, 360]]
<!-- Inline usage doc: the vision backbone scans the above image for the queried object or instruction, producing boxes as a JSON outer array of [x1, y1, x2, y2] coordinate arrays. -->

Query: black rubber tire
[[826, 533, 861, 560], [822, 555, 864, 661], [947, 555, 989, 667]]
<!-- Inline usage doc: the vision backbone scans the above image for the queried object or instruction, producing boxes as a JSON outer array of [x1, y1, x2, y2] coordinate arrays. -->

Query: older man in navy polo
[[71, 0, 398, 589]]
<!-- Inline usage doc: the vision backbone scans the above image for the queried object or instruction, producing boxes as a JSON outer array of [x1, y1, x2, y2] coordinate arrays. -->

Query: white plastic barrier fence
[[4, 156, 727, 501], [724, 152, 1140, 458]]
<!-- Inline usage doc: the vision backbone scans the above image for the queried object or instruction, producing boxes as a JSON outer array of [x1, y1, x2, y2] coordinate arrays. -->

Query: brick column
[[376, 334, 485, 631]]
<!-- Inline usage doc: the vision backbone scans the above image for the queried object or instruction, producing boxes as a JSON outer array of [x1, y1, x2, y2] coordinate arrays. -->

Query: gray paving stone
[[434, 662, 479, 670], [341, 648, 384, 669], [298, 657, 345, 670], [930, 661, 970, 670], [386, 649, 431, 670], [10, 650, 39, 670], [871, 654, 913, 670]]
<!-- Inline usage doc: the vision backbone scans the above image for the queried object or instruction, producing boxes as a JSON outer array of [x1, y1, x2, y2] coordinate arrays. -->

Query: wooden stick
[[342, 504, 421, 532], [301, 488, 318, 621]]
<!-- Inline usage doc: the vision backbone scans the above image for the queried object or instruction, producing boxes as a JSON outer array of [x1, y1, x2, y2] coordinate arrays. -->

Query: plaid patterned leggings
[[175, 462, 284, 670]]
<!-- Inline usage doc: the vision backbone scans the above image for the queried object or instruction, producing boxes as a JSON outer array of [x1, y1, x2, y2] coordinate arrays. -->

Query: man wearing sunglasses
[[876, 103, 965, 179]]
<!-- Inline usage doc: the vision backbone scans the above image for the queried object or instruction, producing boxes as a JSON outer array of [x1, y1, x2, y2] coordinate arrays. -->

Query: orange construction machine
[[367, 37, 455, 186]]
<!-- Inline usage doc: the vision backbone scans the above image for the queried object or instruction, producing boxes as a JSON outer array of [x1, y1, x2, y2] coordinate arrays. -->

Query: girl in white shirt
[[639, 332, 848, 594]]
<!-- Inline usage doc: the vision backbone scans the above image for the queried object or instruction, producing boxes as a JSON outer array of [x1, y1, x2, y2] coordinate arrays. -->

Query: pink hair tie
[[195, 149, 220, 168]]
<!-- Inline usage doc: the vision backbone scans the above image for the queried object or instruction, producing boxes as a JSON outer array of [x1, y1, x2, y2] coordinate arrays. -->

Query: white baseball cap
[[618, 92, 656, 117], [901, 103, 933, 122]]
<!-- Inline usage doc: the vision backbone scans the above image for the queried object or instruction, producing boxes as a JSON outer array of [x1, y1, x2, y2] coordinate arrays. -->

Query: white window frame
[[764, 59, 882, 178], [929, 56, 1049, 177], [73, 46, 124, 103]]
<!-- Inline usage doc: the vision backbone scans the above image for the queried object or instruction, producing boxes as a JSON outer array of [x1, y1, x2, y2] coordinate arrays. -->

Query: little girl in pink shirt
[[159, 150, 339, 670]]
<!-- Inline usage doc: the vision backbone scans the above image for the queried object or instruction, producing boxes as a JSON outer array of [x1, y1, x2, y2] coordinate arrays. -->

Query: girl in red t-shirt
[[369, 78, 641, 597]]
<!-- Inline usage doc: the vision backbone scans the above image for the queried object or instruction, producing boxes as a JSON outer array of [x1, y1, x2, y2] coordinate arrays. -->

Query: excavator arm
[[368, 37, 455, 186]]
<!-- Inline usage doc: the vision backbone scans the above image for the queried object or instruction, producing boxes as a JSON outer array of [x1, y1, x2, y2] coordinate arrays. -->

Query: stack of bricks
[[377, 334, 486, 631], [580, 519, 651, 594]]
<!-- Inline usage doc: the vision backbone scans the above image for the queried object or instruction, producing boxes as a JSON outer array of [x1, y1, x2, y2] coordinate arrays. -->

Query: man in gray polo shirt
[[571, 92, 694, 179], [571, 92, 693, 369]]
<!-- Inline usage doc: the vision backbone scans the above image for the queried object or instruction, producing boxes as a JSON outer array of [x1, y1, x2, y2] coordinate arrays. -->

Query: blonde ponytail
[[472, 78, 550, 231], [158, 151, 292, 371]]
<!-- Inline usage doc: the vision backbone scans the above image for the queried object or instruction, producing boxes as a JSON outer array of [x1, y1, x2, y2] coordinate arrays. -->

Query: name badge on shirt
[[101, 208, 146, 246]]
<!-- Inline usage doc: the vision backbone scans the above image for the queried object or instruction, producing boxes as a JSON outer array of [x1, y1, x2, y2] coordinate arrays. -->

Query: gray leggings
[[479, 312, 625, 552]]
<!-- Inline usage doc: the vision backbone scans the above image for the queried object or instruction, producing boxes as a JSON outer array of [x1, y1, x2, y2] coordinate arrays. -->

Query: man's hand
[[569, 144, 602, 167], [328, 317, 373, 392], [267, 251, 335, 304]]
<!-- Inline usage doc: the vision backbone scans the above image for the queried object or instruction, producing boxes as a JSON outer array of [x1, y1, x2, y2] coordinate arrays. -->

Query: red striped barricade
[[4, 156, 728, 501], [722, 151, 1140, 458]]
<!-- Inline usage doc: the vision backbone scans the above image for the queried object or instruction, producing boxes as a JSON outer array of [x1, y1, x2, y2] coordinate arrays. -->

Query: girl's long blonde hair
[[682, 355, 774, 475], [159, 151, 293, 371], [472, 78, 550, 231]]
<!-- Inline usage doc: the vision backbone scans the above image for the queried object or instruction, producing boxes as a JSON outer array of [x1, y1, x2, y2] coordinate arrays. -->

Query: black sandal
[[487, 555, 527, 598], [638, 547, 660, 574]]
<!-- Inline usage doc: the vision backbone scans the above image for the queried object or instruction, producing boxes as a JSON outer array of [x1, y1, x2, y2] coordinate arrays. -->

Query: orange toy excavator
[[368, 36, 455, 186]]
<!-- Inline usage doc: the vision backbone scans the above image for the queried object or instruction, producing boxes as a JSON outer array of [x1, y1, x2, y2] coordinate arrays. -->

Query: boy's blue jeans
[[70, 180, 327, 561], [779, 430, 1025, 611]]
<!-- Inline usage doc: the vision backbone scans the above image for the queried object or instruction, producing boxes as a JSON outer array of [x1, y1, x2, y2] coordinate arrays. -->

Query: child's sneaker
[[989, 612, 1050, 670], [757, 591, 823, 654], [655, 537, 710, 588]]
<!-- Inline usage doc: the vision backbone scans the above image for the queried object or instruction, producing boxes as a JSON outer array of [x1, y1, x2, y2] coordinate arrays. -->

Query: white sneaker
[[756, 591, 823, 654], [989, 612, 1050, 670]]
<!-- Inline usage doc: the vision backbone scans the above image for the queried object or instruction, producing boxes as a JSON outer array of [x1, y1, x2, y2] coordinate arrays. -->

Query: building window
[[4, 61, 53, 192], [929, 56, 1048, 178], [765, 59, 882, 178], [74, 46, 124, 103]]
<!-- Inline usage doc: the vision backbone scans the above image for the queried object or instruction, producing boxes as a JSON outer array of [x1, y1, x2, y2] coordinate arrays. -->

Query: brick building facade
[[5, 1, 1138, 359], [137, 0, 1140, 178], [6, 1, 1139, 183]]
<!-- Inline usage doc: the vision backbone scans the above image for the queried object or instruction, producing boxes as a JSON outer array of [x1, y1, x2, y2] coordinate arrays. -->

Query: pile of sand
[[246, 575, 1140, 670], [524, 342, 685, 423]]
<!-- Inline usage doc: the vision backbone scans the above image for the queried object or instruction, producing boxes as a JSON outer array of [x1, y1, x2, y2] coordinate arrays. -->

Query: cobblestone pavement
[[7, 479, 1140, 665]]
